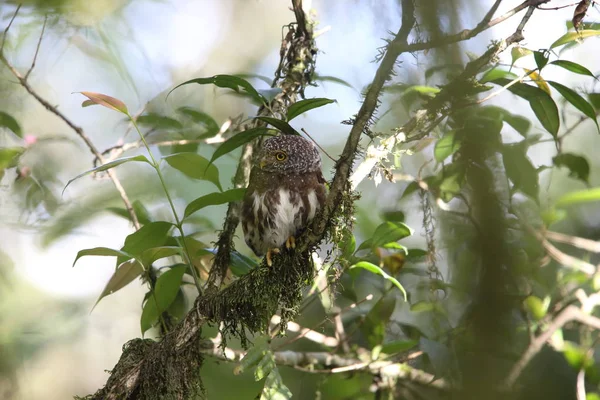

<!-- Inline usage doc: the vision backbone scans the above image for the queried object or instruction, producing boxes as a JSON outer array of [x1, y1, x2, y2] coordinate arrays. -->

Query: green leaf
[[63, 155, 151, 193], [502, 144, 539, 201], [556, 187, 600, 207], [78, 91, 129, 114], [510, 46, 532, 67], [119, 221, 174, 265], [239, 336, 269, 372], [177, 107, 220, 134], [480, 68, 518, 83], [254, 116, 299, 135], [549, 60, 597, 79], [533, 51, 549, 70], [589, 93, 600, 111], [0, 147, 24, 171], [73, 247, 134, 267], [380, 339, 418, 355], [261, 365, 292, 400], [358, 221, 413, 251], [140, 265, 186, 334], [106, 200, 153, 225], [184, 188, 246, 219], [410, 301, 436, 313], [350, 261, 407, 300], [286, 98, 336, 121], [503, 113, 531, 136], [492, 79, 560, 137], [140, 246, 182, 266], [361, 294, 396, 347], [551, 30, 600, 48], [0, 112, 22, 137], [169, 75, 265, 105], [553, 153, 590, 183], [434, 130, 460, 162], [163, 152, 222, 191], [524, 295, 547, 320], [209, 127, 273, 165], [137, 113, 183, 130], [93, 259, 144, 310], [547, 80, 599, 132], [313, 74, 354, 89]]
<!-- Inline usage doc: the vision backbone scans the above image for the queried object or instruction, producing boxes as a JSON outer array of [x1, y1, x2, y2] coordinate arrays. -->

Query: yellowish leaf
[[524, 68, 551, 96], [78, 91, 128, 114]]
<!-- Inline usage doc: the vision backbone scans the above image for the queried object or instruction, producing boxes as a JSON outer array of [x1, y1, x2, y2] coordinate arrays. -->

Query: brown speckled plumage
[[241, 135, 326, 257]]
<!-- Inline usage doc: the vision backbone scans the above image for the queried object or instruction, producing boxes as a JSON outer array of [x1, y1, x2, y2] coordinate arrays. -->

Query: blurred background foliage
[[1, 0, 600, 399]]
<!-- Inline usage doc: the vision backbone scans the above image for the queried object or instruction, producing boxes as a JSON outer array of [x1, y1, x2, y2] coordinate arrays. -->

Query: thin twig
[[545, 230, 600, 253], [24, 15, 47, 81], [301, 128, 336, 162], [0, 56, 141, 229], [504, 293, 600, 387], [0, 4, 21, 55]]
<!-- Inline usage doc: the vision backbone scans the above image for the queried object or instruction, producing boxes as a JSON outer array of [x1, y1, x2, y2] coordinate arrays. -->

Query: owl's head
[[258, 134, 321, 174]]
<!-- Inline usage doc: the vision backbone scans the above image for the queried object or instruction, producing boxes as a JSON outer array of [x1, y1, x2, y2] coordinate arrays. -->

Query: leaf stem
[[128, 114, 203, 292]]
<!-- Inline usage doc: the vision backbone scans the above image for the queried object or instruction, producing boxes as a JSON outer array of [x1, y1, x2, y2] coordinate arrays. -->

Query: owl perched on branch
[[242, 134, 326, 266]]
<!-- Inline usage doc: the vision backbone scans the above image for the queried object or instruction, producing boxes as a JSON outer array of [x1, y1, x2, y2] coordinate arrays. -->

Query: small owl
[[242, 134, 326, 266]]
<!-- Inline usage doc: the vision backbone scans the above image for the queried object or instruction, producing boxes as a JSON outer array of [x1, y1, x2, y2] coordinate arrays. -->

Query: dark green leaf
[[0, 147, 24, 171], [361, 294, 396, 347], [140, 265, 186, 334], [588, 93, 600, 111], [235, 73, 272, 86], [137, 113, 183, 130], [380, 339, 418, 355], [551, 30, 600, 48], [79, 91, 128, 114], [255, 116, 299, 136], [93, 259, 143, 310], [313, 74, 354, 89], [350, 261, 407, 300], [286, 98, 336, 121], [556, 187, 600, 207], [119, 221, 174, 265], [184, 188, 246, 219], [502, 144, 539, 201], [73, 247, 133, 267], [209, 127, 273, 164], [553, 153, 590, 183], [63, 155, 151, 193], [549, 60, 596, 79], [163, 152, 222, 191], [547, 80, 599, 132], [503, 113, 531, 136], [140, 246, 182, 266], [0, 112, 22, 137], [169, 75, 265, 105], [434, 130, 460, 162], [533, 51, 549, 70], [492, 79, 560, 137], [177, 107, 219, 134]]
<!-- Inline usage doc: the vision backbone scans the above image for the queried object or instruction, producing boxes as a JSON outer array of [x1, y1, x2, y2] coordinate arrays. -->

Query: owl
[[241, 134, 326, 266]]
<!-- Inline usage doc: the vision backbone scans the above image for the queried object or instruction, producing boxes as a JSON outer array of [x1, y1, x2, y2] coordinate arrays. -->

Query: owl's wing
[[316, 169, 326, 185]]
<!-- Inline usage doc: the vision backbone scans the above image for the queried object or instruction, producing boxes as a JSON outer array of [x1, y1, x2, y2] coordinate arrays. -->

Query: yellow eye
[[275, 152, 287, 161]]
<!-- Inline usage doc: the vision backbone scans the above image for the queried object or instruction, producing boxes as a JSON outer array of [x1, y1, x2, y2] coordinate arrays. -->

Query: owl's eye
[[275, 151, 287, 161]]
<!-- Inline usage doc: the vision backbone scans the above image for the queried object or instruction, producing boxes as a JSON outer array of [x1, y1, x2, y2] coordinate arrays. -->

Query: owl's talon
[[266, 248, 280, 267], [285, 236, 296, 250]]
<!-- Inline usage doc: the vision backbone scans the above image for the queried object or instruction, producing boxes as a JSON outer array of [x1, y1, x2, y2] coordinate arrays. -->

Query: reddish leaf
[[78, 91, 128, 114]]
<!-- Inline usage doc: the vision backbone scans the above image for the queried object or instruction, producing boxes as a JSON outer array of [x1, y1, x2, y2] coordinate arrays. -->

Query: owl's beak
[[259, 160, 267, 169]]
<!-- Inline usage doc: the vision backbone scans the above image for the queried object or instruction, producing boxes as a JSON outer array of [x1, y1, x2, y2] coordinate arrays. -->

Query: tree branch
[[0, 22, 141, 229]]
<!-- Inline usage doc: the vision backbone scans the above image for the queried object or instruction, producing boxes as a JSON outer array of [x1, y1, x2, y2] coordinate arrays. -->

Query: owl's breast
[[241, 182, 324, 257]]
